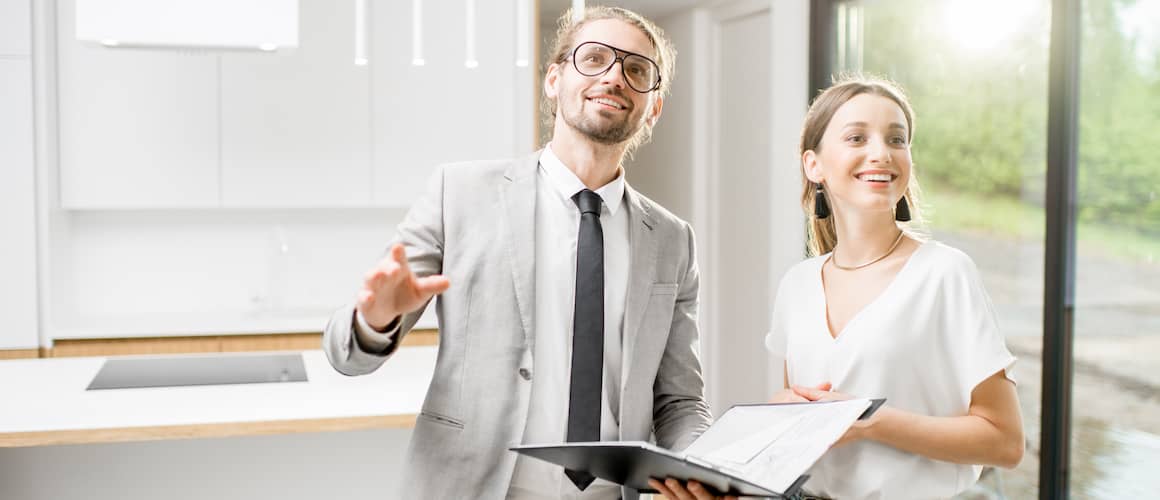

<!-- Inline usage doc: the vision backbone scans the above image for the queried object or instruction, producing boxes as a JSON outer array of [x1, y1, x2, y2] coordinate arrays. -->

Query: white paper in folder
[[685, 398, 875, 493]]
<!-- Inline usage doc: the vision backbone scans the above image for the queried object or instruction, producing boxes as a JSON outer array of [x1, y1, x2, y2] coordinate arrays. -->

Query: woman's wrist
[[861, 404, 896, 442]]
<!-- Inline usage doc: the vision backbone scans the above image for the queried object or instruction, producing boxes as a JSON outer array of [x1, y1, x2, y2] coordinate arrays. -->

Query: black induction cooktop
[[86, 352, 308, 390]]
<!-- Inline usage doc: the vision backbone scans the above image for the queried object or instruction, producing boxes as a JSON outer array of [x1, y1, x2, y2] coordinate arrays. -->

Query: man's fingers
[[649, 479, 676, 499], [816, 382, 832, 391], [364, 267, 385, 289], [414, 275, 451, 295], [687, 480, 720, 500], [357, 289, 375, 309], [390, 244, 412, 275], [665, 478, 696, 500]]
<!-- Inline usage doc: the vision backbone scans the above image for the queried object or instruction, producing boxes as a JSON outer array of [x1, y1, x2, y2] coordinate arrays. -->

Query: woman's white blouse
[[765, 241, 1016, 500]]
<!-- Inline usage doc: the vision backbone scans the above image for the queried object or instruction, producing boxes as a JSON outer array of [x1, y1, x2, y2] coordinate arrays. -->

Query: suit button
[[518, 368, 532, 380]]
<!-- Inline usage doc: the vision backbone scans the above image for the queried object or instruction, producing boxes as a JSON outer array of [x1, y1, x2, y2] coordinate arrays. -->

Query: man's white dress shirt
[[505, 145, 630, 499]]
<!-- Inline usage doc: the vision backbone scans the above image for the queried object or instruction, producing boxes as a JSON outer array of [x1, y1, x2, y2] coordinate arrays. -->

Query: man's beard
[[561, 94, 646, 145]]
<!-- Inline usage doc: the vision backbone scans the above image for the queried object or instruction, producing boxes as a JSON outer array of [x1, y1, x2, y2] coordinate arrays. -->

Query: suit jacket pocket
[[651, 283, 679, 296], [419, 409, 465, 430]]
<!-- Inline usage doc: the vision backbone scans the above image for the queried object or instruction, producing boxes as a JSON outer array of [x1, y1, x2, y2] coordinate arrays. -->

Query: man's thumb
[[415, 275, 450, 295]]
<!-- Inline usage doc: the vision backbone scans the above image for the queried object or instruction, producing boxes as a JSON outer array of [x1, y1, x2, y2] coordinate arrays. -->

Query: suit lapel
[[500, 151, 541, 349], [620, 185, 658, 437]]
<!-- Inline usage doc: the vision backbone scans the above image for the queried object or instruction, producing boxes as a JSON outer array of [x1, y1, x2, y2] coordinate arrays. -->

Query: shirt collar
[[540, 143, 625, 216]]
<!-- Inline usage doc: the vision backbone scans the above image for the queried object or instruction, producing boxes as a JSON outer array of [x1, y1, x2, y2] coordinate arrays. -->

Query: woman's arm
[[795, 370, 1024, 468]]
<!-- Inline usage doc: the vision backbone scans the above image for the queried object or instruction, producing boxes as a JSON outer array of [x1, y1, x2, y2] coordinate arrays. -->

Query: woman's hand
[[648, 478, 738, 500], [770, 382, 831, 403], [790, 384, 874, 448], [790, 384, 849, 402]]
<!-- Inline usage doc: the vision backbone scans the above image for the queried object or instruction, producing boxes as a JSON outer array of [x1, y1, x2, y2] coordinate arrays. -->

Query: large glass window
[[1072, 0, 1160, 497], [829, 0, 1051, 496]]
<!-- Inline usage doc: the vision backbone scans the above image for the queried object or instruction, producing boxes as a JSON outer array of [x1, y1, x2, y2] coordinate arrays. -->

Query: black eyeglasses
[[565, 41, 661, 93]]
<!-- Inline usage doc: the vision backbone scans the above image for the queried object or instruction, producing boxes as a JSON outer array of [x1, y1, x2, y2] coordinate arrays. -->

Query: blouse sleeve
[[941, 248, 1017, 403], [764, 273, 794, 358]]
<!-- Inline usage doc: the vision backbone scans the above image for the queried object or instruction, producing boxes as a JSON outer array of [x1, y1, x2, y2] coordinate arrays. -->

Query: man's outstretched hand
[[356, 243, 450, 330]]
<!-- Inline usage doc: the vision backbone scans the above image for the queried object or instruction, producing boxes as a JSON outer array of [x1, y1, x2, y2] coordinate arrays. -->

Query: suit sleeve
[[652, 221, 713, 451], [323, 165, 447, 376]]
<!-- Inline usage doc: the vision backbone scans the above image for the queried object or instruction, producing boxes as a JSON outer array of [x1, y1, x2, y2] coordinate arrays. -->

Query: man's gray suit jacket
[[323, 150, 713, 499]]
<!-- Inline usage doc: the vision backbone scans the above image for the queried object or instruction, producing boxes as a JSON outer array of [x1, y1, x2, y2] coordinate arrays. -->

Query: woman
[[652, 76, 1023, 500]]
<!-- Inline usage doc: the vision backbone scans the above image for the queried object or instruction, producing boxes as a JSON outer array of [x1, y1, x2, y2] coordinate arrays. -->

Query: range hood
[[76, 0, 298, 52]]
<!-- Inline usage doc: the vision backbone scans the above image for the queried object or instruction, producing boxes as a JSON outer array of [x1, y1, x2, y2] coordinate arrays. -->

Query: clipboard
[[511, 398, 885, 498]]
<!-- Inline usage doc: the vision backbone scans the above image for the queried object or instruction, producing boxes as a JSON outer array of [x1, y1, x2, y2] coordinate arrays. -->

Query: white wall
[[0, 0, 40, 350], [712, 3, 776, 412], [626, 10, 698, 222], [629, 0, 810, 415], [0, 428, 411, 500], [48, 208, 409, 338], [765, 0, 812, 394]]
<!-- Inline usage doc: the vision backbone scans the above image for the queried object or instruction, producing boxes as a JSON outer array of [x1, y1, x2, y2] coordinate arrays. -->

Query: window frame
[[807, 1, 1081, 497]]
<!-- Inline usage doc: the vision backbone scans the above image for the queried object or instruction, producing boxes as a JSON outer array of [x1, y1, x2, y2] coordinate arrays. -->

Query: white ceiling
[[538, 0, 704, 23]]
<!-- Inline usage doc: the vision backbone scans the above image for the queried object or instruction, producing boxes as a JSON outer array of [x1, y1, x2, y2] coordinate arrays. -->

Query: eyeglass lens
[[572, 42, 659, 93]]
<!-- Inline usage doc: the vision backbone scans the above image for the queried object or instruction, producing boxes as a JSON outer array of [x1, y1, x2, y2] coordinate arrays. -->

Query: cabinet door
[[370, 0, 519, 205], [0, 0, 31, 55], [219, 0, 372, 207], [56, 0, 220, 209], [0, 59, 38, 349]]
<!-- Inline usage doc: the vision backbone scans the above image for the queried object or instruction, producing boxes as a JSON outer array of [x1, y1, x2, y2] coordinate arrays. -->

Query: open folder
[[511, 398, 885, 498]]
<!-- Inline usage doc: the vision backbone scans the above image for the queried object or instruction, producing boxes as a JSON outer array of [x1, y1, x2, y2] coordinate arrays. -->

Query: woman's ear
[[802, 150, 825, 183]]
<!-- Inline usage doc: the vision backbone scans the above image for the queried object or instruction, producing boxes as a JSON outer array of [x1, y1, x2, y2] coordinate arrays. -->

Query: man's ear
[[802, 150, 825, 183], [647, 95, 663, 127], [544, 62, 561, 100]]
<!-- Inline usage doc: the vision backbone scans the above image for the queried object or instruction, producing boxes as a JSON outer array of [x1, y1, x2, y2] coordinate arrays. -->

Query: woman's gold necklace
[[829, 230, 906, 271]]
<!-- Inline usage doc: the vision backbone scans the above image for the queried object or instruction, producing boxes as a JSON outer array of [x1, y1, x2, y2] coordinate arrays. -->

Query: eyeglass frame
[[563, 41, 662, 94]]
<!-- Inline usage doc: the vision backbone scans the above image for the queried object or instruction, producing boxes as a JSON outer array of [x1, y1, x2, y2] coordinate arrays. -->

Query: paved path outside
[[937, 229, 1160, 499]]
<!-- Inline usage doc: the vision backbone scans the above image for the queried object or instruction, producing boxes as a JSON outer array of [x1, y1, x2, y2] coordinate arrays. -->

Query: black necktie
[[565, 189, 604, 491]]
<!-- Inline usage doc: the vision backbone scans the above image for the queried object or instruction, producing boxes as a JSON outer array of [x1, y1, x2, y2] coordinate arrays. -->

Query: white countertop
[[0, 347, 436, 447]]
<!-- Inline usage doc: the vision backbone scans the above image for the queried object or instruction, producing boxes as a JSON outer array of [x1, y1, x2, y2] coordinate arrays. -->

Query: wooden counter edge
[[0, 414, 418, 448], [0, 329, 438, 359]]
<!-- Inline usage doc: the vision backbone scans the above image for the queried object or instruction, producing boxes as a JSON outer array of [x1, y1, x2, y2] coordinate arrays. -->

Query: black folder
[[511, 398, 885, 498]]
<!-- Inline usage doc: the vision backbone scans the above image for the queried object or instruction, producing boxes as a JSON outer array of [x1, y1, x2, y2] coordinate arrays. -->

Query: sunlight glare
[[943, 0, 1035, 52]]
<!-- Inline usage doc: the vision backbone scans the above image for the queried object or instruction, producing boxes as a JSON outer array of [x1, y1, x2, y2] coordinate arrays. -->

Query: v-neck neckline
[[816, 240, 930, 343]]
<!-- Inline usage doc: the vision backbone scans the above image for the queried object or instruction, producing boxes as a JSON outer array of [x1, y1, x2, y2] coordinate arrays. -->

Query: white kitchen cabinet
[[74, 0, 298, 51], [0, 59, 39, 349], [219, 0, 372, 208], [370, 0, 522, 205], [55, 0, 531, 210], [56, 0, 220, 209], [0, 0, 31, 55]]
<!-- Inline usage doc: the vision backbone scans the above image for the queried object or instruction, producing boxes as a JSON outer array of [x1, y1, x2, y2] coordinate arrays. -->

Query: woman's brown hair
[[799, 75, 926, 256]]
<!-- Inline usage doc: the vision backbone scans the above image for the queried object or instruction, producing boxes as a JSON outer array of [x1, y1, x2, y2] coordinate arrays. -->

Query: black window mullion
[[808, 0, 835, 102], [1040, 0, 1082, 497]]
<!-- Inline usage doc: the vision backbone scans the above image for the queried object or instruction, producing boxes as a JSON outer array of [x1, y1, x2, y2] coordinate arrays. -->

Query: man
[[323, 6, 711, 499]]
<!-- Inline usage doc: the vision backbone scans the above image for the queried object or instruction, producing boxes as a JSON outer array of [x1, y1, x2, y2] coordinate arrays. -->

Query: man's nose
[[599, 59, 627, 89]]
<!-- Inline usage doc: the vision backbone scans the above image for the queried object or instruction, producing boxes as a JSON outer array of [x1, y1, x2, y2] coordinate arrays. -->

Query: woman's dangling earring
[[814, 183, 830, 219], [895, 196, 911, 222]]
